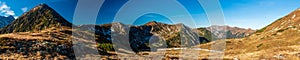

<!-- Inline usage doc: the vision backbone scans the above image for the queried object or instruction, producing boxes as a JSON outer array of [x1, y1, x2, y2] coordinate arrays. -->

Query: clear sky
[[0, 0, 299, 29]]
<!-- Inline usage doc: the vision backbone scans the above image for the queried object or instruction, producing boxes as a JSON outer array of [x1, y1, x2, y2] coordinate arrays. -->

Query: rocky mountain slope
[[198, 8, 300, 59], [207, 25, 255, 39], [0, 15, 14, 28], [0, 26, 108, 59], [78, 21, 211, 52], [0, 4, 77, 59], [0, 3, 260, 60], [0, 4, 214, 59], [0, 27, 75, 59], [0, 4, 73, 34], [193, 28, 215, 41]]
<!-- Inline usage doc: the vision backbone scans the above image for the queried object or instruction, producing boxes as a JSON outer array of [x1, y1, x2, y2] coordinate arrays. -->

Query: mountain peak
[[37, 3, 49, 8], [146, 21, 158, 24], [30, 4, 52, 12], [7, 15, 14, 19], [144, 21, 167, 26], [111, 22, 124, 25], [0, 15, 14, 29], [0, 4, 73, 34], [0, 15, 14, 20], [207, 25, 255, 39]]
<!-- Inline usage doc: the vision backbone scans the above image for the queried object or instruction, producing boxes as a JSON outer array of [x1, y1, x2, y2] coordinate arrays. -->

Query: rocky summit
[[0, 4, 73, 34], [0, 4, 75, 59]]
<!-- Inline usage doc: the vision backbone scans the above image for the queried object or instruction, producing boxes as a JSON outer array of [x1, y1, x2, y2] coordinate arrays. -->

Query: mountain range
[[0, 4, 260, 59], [198, 8, 300, 59], [0, 15, 14, 28], [207, 25, 255, 39], [0, 4, 212, 59]]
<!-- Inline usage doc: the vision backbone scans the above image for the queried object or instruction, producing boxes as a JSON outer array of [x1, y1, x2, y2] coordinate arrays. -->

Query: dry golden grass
[[197, 28, 300, 59]]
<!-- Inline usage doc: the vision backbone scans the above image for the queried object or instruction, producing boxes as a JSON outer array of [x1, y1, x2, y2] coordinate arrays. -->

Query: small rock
[[22, 55, 28, 58], [273, 54, 285, 59], [233, 57, 239, 60]]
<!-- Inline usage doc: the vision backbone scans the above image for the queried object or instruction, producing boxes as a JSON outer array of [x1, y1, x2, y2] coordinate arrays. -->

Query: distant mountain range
[[0, 15, 14, 28], [0, 4, 257, 59], [78, 21, 212, 52], [207, 25, 255, 39], [198, 8, 300, 59], [0, 4, 211, 59]]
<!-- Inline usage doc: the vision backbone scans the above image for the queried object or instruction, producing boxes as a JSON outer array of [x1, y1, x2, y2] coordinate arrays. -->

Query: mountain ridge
[[0, 15, 14, 28], [78, 21, 212, 52], [207, 25, 256, 39], [0, 4, 74, 34], [198, 7, 300, 59]]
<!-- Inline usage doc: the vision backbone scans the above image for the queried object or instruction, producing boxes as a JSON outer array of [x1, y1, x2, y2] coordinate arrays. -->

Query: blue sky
[[0, 0, 299, 29], [0, 0, 77, 21]]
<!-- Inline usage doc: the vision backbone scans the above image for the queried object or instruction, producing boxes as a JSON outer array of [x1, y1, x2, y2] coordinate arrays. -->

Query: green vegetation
[[255, 28, 266, 33], [97, 43, 115, 51], [256, 43, 263, 48], [166, 33, 181, 47], [256, 17, 283, 33], [277, 29, 285, 32], [226, 41, 232, 43], [196, 28, 214, 41], [272, 33, 277, 36], [277, 27, 290, 32]]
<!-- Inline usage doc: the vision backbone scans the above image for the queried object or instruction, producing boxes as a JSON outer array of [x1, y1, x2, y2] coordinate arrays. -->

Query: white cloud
[[21, 7, 28, 12], [0, 1, 16, 18]]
